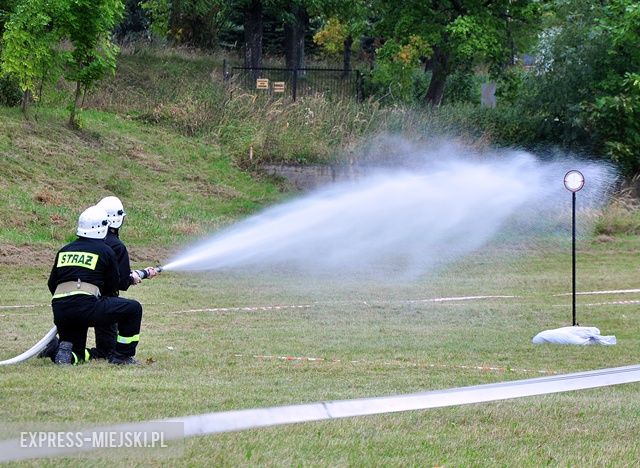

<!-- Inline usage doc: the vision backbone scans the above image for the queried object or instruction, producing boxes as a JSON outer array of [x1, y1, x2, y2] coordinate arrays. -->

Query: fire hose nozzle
[[133, 266, 163, 280]]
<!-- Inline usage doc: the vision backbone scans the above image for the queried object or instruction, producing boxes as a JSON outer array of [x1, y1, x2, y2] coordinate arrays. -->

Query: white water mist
[[162, 143, 616, 276]]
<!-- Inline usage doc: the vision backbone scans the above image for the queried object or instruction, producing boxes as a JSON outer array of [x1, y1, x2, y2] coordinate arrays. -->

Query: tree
[[527, 0, 640, 175], [283, 1, 308, 70], [57, 0, 124, 127], [140, 0, 171, 38], [1, 0, 62, 114], [243, 0, 263, 70], [239, 0, 311, 72], [373, 0, 539, 106], [3, 0, 126, 124], [0, 0, 19, 33], [114, 0, 151, 41], [141, 0, 231, 48], [582, 0, 640, 175], [312, 1, 369, 74]]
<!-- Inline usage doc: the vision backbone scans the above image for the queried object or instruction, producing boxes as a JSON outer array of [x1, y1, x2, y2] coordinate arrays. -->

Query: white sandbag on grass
[[532, 326, 616, 345]]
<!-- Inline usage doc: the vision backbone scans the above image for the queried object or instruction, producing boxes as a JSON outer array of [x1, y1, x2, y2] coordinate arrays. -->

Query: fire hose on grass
[[0, 326, 58, 366], [0, 266, 164, 366]]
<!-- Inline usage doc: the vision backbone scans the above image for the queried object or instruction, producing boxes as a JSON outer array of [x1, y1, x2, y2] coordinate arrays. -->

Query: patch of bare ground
[[594, 234, 616, 243], [0, 244, 173, 267], [0, 244, 56, 266], [125, 141, 170, 173]]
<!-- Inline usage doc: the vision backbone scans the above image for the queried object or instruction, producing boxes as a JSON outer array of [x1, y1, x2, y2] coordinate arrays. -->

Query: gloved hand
[[144, 267, 158, 279], [130, 271, 142, 285]]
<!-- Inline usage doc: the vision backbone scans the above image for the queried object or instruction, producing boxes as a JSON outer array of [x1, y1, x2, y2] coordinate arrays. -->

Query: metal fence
[[223, 61, 363, 101]]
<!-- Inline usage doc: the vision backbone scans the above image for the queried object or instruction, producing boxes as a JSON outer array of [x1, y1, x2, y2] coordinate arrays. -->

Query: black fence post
[[292, 68, 298, 101], [356, 70, 363, 102], [223, 59, 229, 82]]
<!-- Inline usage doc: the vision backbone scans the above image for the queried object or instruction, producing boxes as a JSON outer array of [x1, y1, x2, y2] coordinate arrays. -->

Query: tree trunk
[[284, 4, 308, 71], [20, 90, 31, 116], [424, 46, 450, 106], [68, 82, 82, 128], [243, 0, 263, 76], [342, 34, 353, 77]]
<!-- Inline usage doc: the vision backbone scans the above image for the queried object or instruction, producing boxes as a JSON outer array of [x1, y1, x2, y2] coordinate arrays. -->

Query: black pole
[[292, 68, 298, 101], [572, 190, 577, 326]]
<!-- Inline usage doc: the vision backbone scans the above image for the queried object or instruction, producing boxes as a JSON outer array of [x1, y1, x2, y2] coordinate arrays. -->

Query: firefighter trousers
[[52, 294, 142, 363]]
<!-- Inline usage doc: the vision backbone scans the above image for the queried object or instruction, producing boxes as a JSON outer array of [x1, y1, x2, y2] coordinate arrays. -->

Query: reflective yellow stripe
[[56, 252, 99, 270], [71, 352, 79, 366], [117, 334, 140, 344], [85, 349, 90, 361], [52, 290, 94, 300]]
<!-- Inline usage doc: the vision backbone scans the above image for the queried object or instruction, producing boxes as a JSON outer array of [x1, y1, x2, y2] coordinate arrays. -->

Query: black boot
[[37, 336, 59, 362], [55, 341, 74, 365], [108, 352, 140, 365]]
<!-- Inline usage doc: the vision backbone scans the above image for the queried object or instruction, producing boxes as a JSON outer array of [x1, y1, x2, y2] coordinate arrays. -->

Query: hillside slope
[[0, 105, 284, 265]]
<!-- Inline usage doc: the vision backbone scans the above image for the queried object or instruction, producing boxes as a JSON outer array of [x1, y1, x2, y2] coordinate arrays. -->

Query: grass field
[[2, 234, 640, 466]]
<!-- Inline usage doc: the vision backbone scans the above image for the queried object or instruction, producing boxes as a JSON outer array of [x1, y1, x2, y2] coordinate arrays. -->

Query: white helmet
[[77, 206, 109, 239], [97, 196, 126, 228]]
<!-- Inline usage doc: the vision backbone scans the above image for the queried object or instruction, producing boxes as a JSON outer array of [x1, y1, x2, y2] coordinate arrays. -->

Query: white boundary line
[[408, 295, 518, 303], [170, 296, 518, 315], [581, 299, 640, 307], [552, 299, 640, 307], [173, 305, 313, 314], [554, 288, 640, 296], [1, 288, 638, 315], [2, 364, 640, 462]]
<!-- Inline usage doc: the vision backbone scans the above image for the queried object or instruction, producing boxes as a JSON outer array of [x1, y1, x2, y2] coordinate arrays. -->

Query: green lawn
[[1, 235, 640, 465], [2, 44, 640, 466]]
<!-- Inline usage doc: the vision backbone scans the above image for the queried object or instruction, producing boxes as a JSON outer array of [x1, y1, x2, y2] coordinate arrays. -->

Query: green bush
[[467, 105, 546, 148], [495, 67, 531, 104], [517, 0, 640, 176], [362, 38, 431, 104], [0, 74, 21, 107], [443, 69, 484, 104]]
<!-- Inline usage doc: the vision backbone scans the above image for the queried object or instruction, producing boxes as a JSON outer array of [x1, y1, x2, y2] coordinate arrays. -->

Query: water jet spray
[[161, 151, 616, 275]]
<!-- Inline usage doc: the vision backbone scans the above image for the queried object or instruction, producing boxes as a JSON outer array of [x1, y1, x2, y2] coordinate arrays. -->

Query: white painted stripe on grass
[[174, 304, 313, 314], [581, 300, 640, 307], [172, 296, 519, 315], [413, 295, 518, 303], [555, 288, 640, 296], [552, 299, 640, 307], [2, 364, 640, 462], [0, 289, 638, 313]]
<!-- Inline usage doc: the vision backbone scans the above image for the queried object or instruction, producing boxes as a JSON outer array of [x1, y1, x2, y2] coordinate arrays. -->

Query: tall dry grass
[[81, 47, 501, 168]]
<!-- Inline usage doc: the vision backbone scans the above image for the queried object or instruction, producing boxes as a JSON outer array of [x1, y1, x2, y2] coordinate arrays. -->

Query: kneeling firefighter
[[89, 196, 157, 359], [47, 206, 143, 365]]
